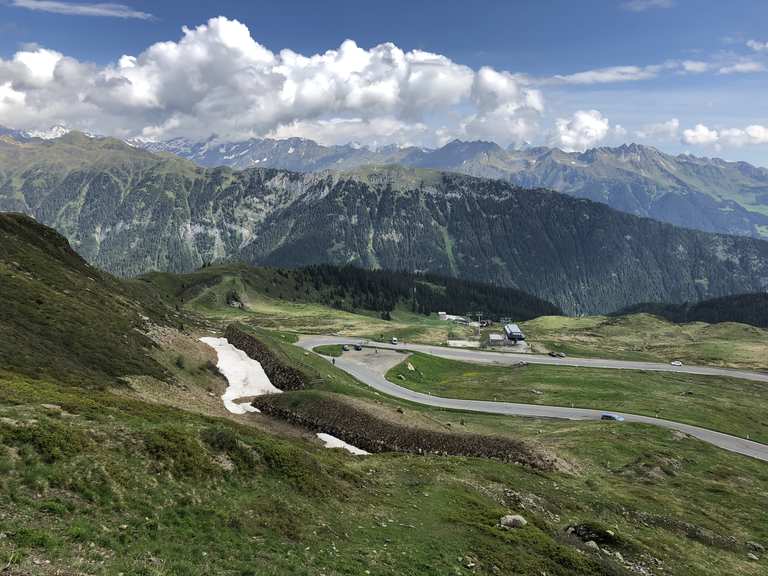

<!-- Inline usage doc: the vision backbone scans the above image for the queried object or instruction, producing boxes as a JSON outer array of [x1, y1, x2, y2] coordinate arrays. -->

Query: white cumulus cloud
[[553, 110, 611, 152], [720, 125, 768, 146], [681, 123, 768, 147], [682, 124, 719, 145], [0, 16, 544, 147], [636, 118, 679, 140]]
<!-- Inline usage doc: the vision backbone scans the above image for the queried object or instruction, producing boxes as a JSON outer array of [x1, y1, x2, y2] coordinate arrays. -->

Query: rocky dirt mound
[[253, 391, 558, 471]]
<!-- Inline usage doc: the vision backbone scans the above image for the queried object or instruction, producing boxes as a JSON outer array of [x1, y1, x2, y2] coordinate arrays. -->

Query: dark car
[[600, 413, 625, 422], [354, 344, 363, 351]]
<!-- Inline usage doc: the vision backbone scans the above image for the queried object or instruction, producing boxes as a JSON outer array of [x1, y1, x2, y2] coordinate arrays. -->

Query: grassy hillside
[[617, 293, 768, 328], [1, 215, 767, 575], [5, 370, 768, 575], [0, 213, 178, 387], [521, 314, 768, 371], [143, 262, 561, 320], [142, 264, 480, 345]]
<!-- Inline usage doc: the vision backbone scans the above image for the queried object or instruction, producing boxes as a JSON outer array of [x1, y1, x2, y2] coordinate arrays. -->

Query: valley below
[[1, 212, 767, 575]]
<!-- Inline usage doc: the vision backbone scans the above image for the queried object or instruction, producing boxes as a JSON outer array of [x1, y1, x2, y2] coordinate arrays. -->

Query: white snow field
[[200, 337, 282, 414], [316, 433, 369, 455]]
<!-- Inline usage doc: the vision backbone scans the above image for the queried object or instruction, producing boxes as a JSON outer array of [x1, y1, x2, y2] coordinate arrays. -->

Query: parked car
[[354, 344, 363, 351], [391, 337, 398, 345], [342, 344, 350, 352], [670, 360, 683, 367], [548, 351, 559, 358], [601, 413, 625, 422]]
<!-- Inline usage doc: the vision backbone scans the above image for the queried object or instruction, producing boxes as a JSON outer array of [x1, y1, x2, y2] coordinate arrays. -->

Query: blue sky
[[1, 0, 767, 164]]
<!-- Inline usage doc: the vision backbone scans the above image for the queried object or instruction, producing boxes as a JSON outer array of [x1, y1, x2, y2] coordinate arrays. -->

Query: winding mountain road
[[298, 335, 768, 462]]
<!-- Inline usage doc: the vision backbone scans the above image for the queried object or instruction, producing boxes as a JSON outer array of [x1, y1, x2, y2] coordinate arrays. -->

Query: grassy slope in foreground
[[521, 314, 768, 371], [2, 215, 767, 574], [386, 353, 768, 444], [3, 370, 768, 575]]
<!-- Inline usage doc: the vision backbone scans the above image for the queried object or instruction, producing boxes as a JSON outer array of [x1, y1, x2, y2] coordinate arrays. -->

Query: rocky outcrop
[[252, 391, 558, 471], [499, 515, 527, 529]]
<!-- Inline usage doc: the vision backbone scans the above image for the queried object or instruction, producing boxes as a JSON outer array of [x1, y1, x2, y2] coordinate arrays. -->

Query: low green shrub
[[143, 426, 214, 479]]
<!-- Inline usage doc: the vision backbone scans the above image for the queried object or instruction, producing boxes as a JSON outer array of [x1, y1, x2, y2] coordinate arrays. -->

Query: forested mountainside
[[137, 136, 768, 239], [2, 133, 768, 314], [144, 263, 562, 321], [617, 292, 768, 328]]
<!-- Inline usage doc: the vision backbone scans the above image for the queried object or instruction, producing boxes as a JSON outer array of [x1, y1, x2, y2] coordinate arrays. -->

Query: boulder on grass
[[500, 514, 527, 529]]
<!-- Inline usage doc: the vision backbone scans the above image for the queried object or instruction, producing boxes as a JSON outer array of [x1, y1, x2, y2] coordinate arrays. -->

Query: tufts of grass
[[143, 426, 216, 480]]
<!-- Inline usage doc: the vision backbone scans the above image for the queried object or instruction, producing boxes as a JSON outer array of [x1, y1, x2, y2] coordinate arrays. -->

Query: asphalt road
[[302, 335, 768, 383], [298, 335, 768, 462]]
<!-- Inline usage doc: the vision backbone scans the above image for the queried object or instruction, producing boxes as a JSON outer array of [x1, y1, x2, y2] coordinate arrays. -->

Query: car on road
[[670, 360, 683, 367], [354, 344, 363, 351], [548, 351, 567, 358], [601, 413, 625, 422], [342, 344, 350, 352], [391, 337, 398, 345]]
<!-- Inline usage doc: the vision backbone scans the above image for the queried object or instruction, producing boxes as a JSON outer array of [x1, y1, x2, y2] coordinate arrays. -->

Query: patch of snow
[[25, 125, 71, 139], [288, 146, 295, 154], [199, 337, 282, 414], [316, 433, 369, 455]]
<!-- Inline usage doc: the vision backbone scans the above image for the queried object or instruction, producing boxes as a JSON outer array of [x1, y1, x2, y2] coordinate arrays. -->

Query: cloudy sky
[[0, 0, 767, 164]]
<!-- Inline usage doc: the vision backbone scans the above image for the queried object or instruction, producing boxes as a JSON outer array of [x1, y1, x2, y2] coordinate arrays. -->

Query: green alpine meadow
[[1, 2, 767, 575]]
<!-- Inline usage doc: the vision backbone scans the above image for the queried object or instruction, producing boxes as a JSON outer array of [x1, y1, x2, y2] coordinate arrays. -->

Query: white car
[[670, 360, 683, 367]]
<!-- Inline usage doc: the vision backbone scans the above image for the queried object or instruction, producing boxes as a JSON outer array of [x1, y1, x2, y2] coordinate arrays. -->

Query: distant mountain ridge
[[134, 135, 768, 240], [6, 125, 768, 239], [1, 132, 768, 314]]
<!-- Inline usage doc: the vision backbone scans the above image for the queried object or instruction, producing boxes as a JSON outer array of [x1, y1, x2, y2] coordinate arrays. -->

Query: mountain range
[[134, 135, 768, 240], [10, 125, 768, 240], [1, 131, 767, 314]]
